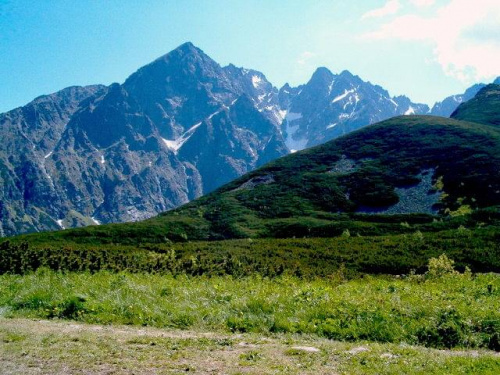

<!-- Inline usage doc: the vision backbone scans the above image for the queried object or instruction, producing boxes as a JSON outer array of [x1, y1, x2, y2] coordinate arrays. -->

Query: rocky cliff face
[[0, 85, 106, 236], [0, 43, 288, 236]]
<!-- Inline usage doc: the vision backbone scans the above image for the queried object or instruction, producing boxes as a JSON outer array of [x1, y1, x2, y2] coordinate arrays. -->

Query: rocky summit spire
[[309, 67, 335, 83]]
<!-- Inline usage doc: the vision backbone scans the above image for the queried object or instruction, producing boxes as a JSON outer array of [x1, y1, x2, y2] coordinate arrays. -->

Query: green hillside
[[451, 84, 500, 127], [13, 115, 500, 247]]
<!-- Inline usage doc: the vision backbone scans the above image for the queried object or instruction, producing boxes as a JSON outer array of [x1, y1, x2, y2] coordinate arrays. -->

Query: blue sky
[[1, 0, 499, 112]]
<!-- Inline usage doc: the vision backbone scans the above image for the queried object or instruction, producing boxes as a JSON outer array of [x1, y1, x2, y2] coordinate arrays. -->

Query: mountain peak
[[311, 67, 335, 81], [162, 41, 206, 61], [339, 70, 354, 78], [123, 41, 219, 92], [305, 67, 336, 91], [337, 70, 363, 85], [145, 42, 208, 67], [173, 41, 198, 53], [494, 77, 500, 85]]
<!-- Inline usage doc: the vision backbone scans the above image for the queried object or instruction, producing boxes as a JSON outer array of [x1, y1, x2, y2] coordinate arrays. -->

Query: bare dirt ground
[[1, 318, 498, 374]]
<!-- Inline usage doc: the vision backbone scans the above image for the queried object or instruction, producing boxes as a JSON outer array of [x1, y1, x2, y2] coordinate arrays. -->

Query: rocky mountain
[[0, 85, 106, 236], [2, 42, 493, 236], [430, 83, 486, 117], [278, 67, 429, 150], [0, 43, 287, 236], [429, 77, 500, 117]]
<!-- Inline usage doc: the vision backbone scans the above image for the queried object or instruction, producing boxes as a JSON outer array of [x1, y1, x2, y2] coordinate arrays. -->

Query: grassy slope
[[451, 84, 500, 127], [11, 115, 500, 246]]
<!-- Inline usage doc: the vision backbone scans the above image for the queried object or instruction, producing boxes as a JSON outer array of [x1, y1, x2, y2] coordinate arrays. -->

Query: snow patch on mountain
[[56, 219, 65, 229], [284, 112, 307, 152], [257, 94, 267, 102], [162, 121, 203, 154], [405, 106, 415, 115], [252, 75, 262, 88], [285, 112, 302, 122], [328, 79, 336, 95], [332, 89, 356, 103]]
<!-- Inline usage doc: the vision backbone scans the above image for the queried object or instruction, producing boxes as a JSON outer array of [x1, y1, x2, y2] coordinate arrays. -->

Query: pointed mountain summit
[[309, 67, 336, 87], [168, 41, 199, 54], [123, 42, 238, 139], [222, 64, 284, 126], [141, 42, 211, 68], [0, 43, 288, 236]]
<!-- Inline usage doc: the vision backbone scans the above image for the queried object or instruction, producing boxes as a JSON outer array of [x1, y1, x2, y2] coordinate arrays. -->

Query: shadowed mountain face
[[1, 42, 494, 236], [0, 43, 287, 236], [0, 85, 106, 236]]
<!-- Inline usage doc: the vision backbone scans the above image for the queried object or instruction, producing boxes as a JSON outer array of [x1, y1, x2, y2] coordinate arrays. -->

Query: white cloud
[[362, 0, 401, 20], [363, 0, 500, 82], [409, 0, 436, 7], [297, 51, 316, 66]]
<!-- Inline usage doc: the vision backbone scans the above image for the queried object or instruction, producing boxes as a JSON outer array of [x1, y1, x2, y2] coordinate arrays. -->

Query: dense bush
[[0, 241, 182, 275], [2, 225, 500, 277]]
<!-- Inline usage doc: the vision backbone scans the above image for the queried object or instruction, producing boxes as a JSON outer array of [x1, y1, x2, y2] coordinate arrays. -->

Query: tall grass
[[1, 268, 498, 350]]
